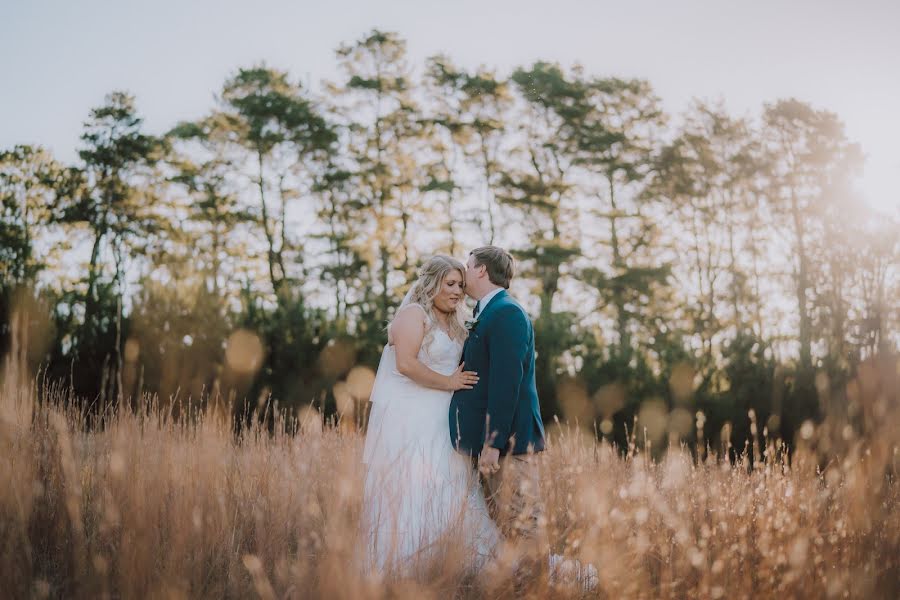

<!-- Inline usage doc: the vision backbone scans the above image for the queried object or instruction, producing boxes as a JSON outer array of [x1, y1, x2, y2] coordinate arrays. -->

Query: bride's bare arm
[[391, 306, 479, 392]]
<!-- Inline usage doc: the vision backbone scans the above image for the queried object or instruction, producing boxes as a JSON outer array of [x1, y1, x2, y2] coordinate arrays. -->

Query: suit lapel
[[477, 289, 508, 322], [461, 289, 508, 362]]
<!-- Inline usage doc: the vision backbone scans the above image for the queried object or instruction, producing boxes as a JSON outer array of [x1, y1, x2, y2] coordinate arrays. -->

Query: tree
[[763, 99, 863, 382], [491, 62, 587, 417], [59, 92, 160, 319], [311, 160, 369, 328], [52, 91, 161, 404], [328, 30, 424, 328], [424, 55, 512, 244], [504, 62, 584, 318], [420, 57, 466, 256], [853, 216, 899, 360], [0, 145, 61, 370], [565, 75, 669, 363], [0, 145, 60, 284], [166, 121, 254, 299], [649, 101, 766, 388], [210, 66, 335, 303]]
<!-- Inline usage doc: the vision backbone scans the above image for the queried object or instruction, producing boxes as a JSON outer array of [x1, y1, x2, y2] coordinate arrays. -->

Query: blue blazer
[[449, 290, 546, 457]]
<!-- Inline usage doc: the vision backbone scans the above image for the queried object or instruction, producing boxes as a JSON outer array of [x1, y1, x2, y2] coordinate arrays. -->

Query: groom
[[450, 246, 547, 544]]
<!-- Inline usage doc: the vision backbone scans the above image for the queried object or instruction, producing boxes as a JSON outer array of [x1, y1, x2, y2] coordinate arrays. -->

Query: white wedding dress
[[361, 304, 500, 576]]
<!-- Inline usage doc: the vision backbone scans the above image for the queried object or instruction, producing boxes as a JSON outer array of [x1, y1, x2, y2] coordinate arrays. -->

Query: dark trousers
[[474, 453, 545, 545]]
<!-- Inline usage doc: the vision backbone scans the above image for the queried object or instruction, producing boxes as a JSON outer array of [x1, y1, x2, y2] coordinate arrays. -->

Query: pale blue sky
[[2, 0, 898, 212]]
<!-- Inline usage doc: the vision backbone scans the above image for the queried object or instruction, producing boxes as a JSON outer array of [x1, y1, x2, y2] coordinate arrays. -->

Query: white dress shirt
[[475, 287, 504, 317]]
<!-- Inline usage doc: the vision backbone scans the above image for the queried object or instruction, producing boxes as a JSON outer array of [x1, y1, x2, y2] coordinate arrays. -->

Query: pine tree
[[328, 30, 424, 326]]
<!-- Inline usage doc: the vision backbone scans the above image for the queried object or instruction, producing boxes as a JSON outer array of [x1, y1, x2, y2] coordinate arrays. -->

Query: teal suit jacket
[[449, 290, 546, 456]]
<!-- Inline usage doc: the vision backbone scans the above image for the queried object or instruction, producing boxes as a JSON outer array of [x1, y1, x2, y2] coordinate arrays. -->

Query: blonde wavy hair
[[393, 255, 469, 346]]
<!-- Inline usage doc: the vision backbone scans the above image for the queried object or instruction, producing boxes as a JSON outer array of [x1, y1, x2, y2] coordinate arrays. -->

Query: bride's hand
[[447, 363, 479, 391]]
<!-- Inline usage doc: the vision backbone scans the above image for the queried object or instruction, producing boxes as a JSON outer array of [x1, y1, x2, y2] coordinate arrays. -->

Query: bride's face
[[432, 269, 465, 314]]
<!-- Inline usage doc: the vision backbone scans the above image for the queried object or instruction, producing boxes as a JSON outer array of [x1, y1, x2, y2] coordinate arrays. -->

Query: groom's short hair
[[470, 246, 515, 289]]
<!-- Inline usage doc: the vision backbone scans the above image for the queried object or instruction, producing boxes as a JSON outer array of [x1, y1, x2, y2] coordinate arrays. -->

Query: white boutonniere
[[464, 317, 479, 332]]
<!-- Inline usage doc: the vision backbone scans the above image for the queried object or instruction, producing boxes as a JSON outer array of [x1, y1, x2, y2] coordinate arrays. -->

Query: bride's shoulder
[[400, 302, 425, 311], [388, 303, 430, 345], [391, 303, 429, 330], [397, 303, 429, 320]]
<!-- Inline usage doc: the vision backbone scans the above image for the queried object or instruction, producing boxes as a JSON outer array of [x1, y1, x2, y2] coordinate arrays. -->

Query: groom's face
[[465, 255, 485, 299]]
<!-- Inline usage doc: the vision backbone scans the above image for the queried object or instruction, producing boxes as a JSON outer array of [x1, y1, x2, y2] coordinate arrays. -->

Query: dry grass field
[[1, 356, 898, 599]]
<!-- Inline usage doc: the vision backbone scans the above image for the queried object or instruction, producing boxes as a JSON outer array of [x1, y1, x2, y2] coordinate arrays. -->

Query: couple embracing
[[361, 246, 595, 587]]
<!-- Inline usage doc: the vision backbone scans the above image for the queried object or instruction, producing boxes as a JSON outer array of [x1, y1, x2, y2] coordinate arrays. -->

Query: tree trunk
[[256, 150, 283, 299], [789, 185, 813, 373], [478, 134, 497, 244], [725, 198, 743, 332], [447, 190, 457, 256], [608, 175, 629, 355]]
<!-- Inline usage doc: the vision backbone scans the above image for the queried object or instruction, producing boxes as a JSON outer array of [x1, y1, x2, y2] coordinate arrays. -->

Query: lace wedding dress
[[361, 304, 500, 576]]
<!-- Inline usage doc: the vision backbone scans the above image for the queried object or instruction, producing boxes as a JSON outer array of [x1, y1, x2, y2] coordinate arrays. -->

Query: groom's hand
[[478, 445, 500, 475]]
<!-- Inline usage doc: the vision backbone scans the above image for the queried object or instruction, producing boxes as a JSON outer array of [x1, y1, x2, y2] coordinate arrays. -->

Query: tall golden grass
[[0, 353, 898, 599]]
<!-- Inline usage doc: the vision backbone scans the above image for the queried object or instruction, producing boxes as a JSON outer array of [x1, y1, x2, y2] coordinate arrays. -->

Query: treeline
[[1, 30, 897, 453]]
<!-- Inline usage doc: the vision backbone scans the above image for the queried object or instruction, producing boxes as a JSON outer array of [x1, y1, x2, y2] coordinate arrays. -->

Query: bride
[[361, 255, 500, 577]]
